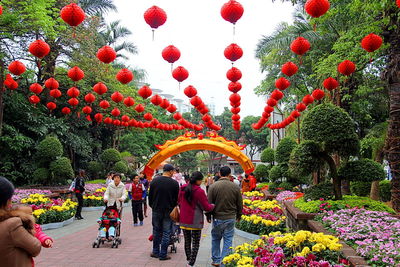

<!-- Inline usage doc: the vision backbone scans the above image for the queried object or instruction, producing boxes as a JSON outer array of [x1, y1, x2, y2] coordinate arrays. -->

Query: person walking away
[[129, 175, 146, 226], [0, 177, 42, 267], [249, 173, 257, 191], [213, 171, 221, 182], [74, 170, 86, 220], [148, 164, 179, 261], [104, 173, 127, 210], [241, 174, 251, 193], [205, 174, 214, 193], [105, 172, 114, 185], [207, 166, 243, 267], [179, 171, 214, 267], [140, 172, 150, 217], [173, 168, 185, 186]]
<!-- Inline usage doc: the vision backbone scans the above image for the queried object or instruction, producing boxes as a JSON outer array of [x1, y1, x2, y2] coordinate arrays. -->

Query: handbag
[[170, 206, 180, 222], [69, 178, 76, 191]]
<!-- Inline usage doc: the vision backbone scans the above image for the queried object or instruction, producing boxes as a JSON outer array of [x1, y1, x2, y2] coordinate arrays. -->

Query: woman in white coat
[[104, 173, 127, 209]]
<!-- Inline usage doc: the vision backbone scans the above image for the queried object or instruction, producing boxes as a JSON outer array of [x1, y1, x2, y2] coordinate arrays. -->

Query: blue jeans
[[211, 218, 235, 264], [152, 211, 173, 259]]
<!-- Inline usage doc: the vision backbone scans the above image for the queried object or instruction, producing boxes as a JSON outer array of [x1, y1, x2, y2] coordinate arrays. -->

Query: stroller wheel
[[96, 242, 100, 248], [115, 242, 119, 248], [92, 242, 96, 248], [111, 243, 115, 248], [118, 238, 122, 244]]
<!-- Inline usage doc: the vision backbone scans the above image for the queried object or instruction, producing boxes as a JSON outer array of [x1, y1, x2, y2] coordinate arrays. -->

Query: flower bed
[[12, 189, 52, 203], [276, 191, 304, 202], [243, 191, 265, 200], [317, 208, 400, 266], [223, 231, 348, 267], [83, 187, 106, 207], [294, 195, 395, 214]]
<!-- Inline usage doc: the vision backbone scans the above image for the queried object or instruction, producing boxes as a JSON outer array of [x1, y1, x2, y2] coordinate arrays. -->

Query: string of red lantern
[[162, 45, 181, 71], [144, 6, 167, 40]]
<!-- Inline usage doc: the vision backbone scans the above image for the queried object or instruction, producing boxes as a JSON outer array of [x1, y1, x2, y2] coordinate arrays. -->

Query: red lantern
[[231, 114, 240, 121], [281, 62, 298, 77], [172, 66, 189, 83], [45, 78, 59, 90], [226, 67, 242, 82], [275, 77, 291, 90], [8, 61, 26, 76], [84, 93, 96, 104], [290, 37, 311, 56], [160, 99, 170, 109], [302, 94, 314, 105], [111, 108, 121, 117], [190, 96, 203, 107], [82, 106, 92, 114], [228, 82, 242, 93], [68, 66, 84, 82], [97, 46, 117, 64], [138, 85, 153, 99], [220, 0, 244, 24], [361, 33, 383, 53], [271, 89, 284, 101], [104, 117, 112, 124], [67, 87, 80, 98], [296, 103, 307, 112], [99, 100, 110, 109], [229, 93, 241, 103], [305, 0, 330, 18], [49, 89, 62, 98], [60, 3, 85, 27], [47, 102, 57, 110], [0, 5, 2, 15], [397, 0, 400, 8], [144, 113, 153, 121], [338, 60, 356, 76], [29, 40, 50, 58], [312, 89, 325, 100], [151, 95, 163, 105], [93, 82, 107, 95], [262, 112, 270, 119], [62, 107, 71, 115], [184, 85, 197, 98], [323, 77, 339, 91], [121, 115, 130, 122], [144, 6, 167, 29], [111, 91, 124, 103], [6, 79, 18, 90], [68, 98, 79, 107], [267, 98, 277, 107], [167, 104, 177, 113], [116, 68, 134, 84], [174, 112, 183, 120], [231, 101, 241, 108], [291, 110, 301, 118], [94, 113, 103, 123], [202, 114, 211, 122], [29, 83, 43, 94], [162, 45, 181, 64], [113, 120, 121, 126], [135, 104, 145, 113], [224, 43, 243, 62], [29, 95, 40, 105], [123, 97, 135, 107], [230, 107, 241, 114], [264, 106, 274, 113]]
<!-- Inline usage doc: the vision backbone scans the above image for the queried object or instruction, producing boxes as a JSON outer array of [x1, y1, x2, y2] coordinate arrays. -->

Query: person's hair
[[0, 177, 14, 208], [105, 209, 113, 217], [220, 166, 231, 177], [245, 174, 249, 178], [79, 169, 86, 177], [183, 171, 204, 203], [108, 171, 114, 177], [140, 173, 147, 179], [176, 169, 180, 173], [113, 173, 121, 180], [250, 172, 254, 176]]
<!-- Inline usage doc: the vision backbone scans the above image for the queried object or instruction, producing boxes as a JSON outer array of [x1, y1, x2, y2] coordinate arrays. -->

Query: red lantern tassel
[[152, 29, 155, 41]]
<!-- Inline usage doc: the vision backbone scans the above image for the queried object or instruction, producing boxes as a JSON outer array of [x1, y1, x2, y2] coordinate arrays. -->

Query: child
[[128, 175, 146, 226], [97, 209, 120, 241]]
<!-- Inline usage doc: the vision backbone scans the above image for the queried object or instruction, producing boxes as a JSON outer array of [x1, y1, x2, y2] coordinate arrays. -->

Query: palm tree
[[78, 0, 117, 16]]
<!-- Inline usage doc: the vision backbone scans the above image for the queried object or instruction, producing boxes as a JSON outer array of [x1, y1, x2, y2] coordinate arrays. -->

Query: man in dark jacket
[[207, 166, 242, 267], [148, 164, 179, 261]]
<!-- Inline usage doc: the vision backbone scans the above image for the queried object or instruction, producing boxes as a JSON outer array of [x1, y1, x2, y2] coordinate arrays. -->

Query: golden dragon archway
[[143, 132, 255, 178]]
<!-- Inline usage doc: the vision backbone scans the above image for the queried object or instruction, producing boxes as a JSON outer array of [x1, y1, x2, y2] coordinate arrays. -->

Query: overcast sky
[[106, 0, 294, 117]]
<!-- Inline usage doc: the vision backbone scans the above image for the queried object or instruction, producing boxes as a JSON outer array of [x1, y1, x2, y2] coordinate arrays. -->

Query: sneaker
[[133, 223, 139, 227], [150, 253, 159, 258], [139, 221, 143, 226], [159, 256, 171, 261]]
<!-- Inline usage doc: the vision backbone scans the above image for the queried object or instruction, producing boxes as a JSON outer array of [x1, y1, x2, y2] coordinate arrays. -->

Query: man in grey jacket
[[207, 166, 243, 266]]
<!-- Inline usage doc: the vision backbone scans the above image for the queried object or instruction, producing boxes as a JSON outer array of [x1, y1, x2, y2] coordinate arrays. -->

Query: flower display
[[12, 189, 52, 203], [243, 191, 265, 200], [223, 231, 346, 267], [276, 191, 304, 202], [318, 208, 400, 266], [83, 187, 106, 207]]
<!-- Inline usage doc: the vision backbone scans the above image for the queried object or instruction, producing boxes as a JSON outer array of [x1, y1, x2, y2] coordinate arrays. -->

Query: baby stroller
[[92, 205, 123, 249], [169, 223, 181, 253]]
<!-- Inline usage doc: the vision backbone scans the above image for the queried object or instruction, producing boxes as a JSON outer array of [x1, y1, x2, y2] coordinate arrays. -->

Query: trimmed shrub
[[350, 181, 371, 197], [261, 148, 275, 163], [120, 151, 132, 158], [304, 182, 334, 201], [269, 165, 283, 182], [32, 168, 49, 184], [338, 159, 385, 182], [379, 180, 392, 202], [275, 137, 297, 164], [254, 164, 270, 182], [289, 140, 324, 176], [100, 148, 121, 164], [36, 136, 63, 161], [113, 161, 128, 173], [49, 157, 74, 184], [278, 181, 293, 191], [87, 161, 104, 179]]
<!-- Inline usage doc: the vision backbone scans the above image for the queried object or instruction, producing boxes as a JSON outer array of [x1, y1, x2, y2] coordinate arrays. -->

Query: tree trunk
[[370, 181, 380, 201], [320, 152, 342, 200], [0, 59, 4, 136]]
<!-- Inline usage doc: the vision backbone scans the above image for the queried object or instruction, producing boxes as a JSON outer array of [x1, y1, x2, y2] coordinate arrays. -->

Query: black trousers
[[183, 229, 202, 266], [131, 200, 144, 224], [75, 192, 83, 217]]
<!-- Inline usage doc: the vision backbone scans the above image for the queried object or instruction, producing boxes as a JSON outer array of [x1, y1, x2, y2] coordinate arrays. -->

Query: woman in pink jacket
[[178, 171, 214, 267]]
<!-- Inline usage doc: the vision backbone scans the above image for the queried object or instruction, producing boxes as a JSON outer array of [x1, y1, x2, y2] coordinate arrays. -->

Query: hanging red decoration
[[323, 77, 339, 91], [0, 5, 3, 15], [60, 3, 85, 27], [67, 87, 80, 98], [397, 0, 400, 8], [111, 91, 124, 103], [94, 113, 103, 123], [290, 37, 311, 56], [93, 82, 107, 95], [227, 67, 242, 82], [338, 60, 356, 76], [121, 115, 130, 122], [160, 99, 170, 109], [228, 82, 242, 93], [99, 100, 110, 109], [229, 93, 241, 103], [123, 97, 135, 107], [302, 94, 314, 105], [6, 79, 18, 90], [162, 45, 181, 64], [151, 95, 163, 105], [296, 103, 307, 112], [220, 0, 244, 24], [29, 83, 43, 95], [62, 107, 71, 115], [84, 93, 96, 104], [29, 95, 40, 105], [281, 62, 298, 77], [116, 68, 134, 84], [312, 89, 325, 100], [49, 89, 62, 98], [202, 114, 211, 122], [111, 108, 121, 117], [68, 98, 79, 107], [262, 112, 270, 119], [82, 106, 92, 114], [144, 6, 167, 29], [144, 113, 153, 121], [47, 102, 57, 110], [97, 46, 117, 64], [231, 101, 241, 108], [8, 61, 26, 76], [184, 85, 197, 98], [172, 66, 189, 83], [271, 89, 284, 101], [113, 120, 121, 126], [231, 107, 240, 114], [267, 98, 278, 107], [305, 0, 330, 18], [265, 106, 274, 113], [135, 104, 145, 113], [361, 33, 383, 53], [231, 114, 240, 121], [138, 85, 152, 99], [291, 110, 301, 118], [68, 66, 84, 82], [190, 96, 203, 107], [29, 40, 50, 59], [275, 77, 291, 90], [167, 104, 177, 113], [173, 112, 183, 120], [45, 78, 59, 90], [104, 117, 112, 124], [224, 43, 243, 62]]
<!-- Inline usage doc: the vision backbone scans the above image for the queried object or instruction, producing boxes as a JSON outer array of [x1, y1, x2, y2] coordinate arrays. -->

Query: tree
[[338, 159, 386, 184], [239, 116, 270, 161], [173, 151, 199, 175], [254, 164, 270, 182], [275, 137, 297, 164], [261, 148, 275, 164]]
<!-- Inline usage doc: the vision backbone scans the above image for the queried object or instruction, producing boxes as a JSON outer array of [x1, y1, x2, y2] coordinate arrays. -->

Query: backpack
[[69, 178, 76, 191]]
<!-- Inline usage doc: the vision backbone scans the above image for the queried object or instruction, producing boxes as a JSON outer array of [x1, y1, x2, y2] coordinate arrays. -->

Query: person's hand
[[45, 239, 53, 248], [118, 198, 123, 202], [104, 199, 108, 203]]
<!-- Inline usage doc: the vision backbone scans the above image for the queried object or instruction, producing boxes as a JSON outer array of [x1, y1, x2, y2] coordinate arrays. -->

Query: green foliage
[[261, 148, 275, 163], [294, 195, 395, 214], [254, 164, 270, 181], [101, 149, 121, 164], [86, 179, 106, 184], [120, 151, 132, 158], [338, 159, 385, 182], [36, 136, 63, 162], [269, 165, 283, 182], [350, 181, 372, 197], [113, 161, 128, 174], [278, 182, 293, 191], [87, 161, 104, 179], [275, 137, 297, 164], [379, 180, 392, 202], [49, 157, 74, 184], [173, 150, 199, 174], [32, 168, 49, 185], [256, 182, 271, 189], [304, 182, 335, 201], [290, 140, 324, 176]]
